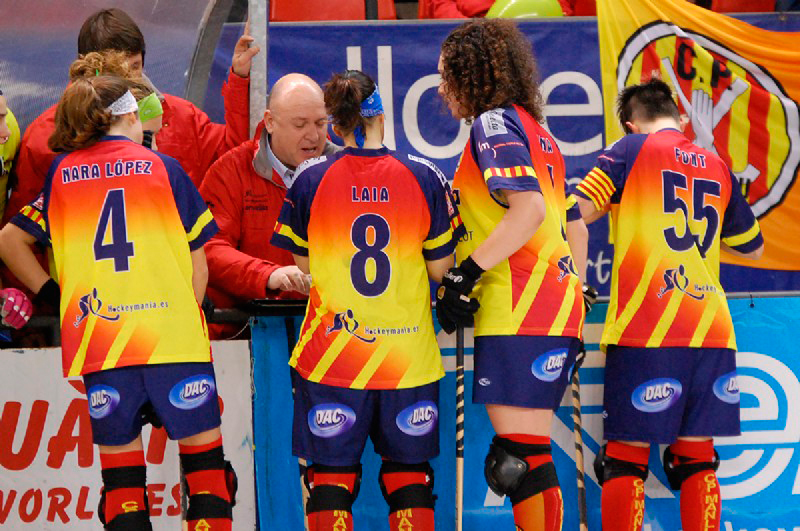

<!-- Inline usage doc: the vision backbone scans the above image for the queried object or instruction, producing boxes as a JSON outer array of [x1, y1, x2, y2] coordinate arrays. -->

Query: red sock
[[307, 468, 358, 531], [601, 441, 650, 531], [671, 440, 721, 531], [179, 437, 232, 531], [380, 462, 435, 531], [503, 434, 563, 531], [99, 450, 148, 524]]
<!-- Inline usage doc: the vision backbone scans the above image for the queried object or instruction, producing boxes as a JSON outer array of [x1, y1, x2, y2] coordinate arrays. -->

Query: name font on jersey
[[351, 186, 389, 202], [61, 160, 153, 184]]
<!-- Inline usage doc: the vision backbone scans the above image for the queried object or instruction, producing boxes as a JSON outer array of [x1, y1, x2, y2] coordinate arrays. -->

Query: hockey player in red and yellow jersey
[[437, 19, 589, 530], [0, 77, 236, 531], [271, 70, 463, 531], [573, 79, 763, 531]]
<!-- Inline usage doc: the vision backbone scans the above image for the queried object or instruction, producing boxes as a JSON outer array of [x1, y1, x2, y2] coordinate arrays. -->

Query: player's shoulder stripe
[[404, 153, 449, 189]]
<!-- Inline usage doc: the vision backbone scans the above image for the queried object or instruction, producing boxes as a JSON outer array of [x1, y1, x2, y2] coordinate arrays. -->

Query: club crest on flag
[[616, 22, 800, 219]]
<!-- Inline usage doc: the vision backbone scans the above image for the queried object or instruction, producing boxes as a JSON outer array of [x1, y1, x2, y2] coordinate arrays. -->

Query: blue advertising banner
[[250, 297, 800, 530], [207, 16, 800, 293]]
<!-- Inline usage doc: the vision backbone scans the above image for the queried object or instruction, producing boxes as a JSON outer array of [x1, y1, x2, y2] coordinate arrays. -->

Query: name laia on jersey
[[61, 159, 153, 184], [674, 148, 706, 168], [352, 186, 389, 202]]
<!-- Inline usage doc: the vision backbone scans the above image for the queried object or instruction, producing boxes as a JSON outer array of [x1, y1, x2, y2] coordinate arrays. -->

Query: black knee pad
[[662, 445, 720, 491], [484, 436, 559, 506], [305, 463, 363, 515], [378, 461, 436, 513], [98, 464, 150, 529], [593, 444, 650, 486], [180, 446, 236, 521], [100, 509, 153, 531]]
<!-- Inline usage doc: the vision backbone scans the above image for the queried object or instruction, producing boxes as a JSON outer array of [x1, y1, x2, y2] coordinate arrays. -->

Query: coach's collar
[[253, 128, 291, 189]]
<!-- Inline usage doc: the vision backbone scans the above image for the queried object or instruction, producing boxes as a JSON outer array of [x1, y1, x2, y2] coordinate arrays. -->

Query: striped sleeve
[[471, 109, 541, 200], [573, 135, 643, 211], [10, 194, 50, 245], [575, 167, 617, 211]]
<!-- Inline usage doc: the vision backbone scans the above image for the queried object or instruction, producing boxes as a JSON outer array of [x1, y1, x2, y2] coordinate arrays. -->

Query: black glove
[[201, 295, 215, 322], [442, 256, 484, 297], [435, 256, 484, 334], [582, 283, 598, 314], [34, 278, 60, 308], [573, 341, 587, 374]]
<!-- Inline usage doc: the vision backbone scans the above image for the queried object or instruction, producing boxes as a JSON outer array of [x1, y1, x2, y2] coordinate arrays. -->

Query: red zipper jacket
[[199, 127, 339, 338]]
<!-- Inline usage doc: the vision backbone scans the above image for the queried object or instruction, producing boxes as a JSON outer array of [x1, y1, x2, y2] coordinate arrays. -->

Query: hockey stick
[[299, 458, 311, 531], [571, 342, 589, 531], [455, 326, 466, 531]]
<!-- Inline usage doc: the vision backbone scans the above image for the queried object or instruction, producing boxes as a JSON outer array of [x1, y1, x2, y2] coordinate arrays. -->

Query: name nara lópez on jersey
[[60, 159, 153, 184]]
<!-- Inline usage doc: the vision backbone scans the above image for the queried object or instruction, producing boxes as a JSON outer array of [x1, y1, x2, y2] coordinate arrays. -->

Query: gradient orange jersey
[[454, 105, 584, 338], [575, 129, 763, 349], [12, 136, 217, 377], [271, 147, 464, 390]]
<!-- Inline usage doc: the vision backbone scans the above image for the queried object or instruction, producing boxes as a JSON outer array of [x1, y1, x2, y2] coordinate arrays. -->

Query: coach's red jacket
[[199, 126, 339, 338]]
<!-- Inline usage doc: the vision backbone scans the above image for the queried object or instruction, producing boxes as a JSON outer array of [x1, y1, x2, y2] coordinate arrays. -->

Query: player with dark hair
[[437, 19, 589, 530], [572, 79, 763, 530], [0, 76, 236, 531], [271, 69, 463, 531]]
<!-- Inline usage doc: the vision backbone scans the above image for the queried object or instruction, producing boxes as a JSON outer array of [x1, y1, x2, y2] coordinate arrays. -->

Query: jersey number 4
[[350, 213, 391, 297], [662, 170, 721, 257], [93, 189, 134, 272]]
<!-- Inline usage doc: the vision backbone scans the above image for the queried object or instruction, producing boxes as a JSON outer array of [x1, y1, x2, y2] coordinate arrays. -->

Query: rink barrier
[[250, 296, 800, 531]]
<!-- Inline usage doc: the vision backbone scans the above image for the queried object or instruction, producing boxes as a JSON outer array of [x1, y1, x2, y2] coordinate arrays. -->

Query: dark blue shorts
[[603, 346, 740, 444], [292, 371, 440, 466], [83, 362, 221, 446], [473, 335, 581, 410]]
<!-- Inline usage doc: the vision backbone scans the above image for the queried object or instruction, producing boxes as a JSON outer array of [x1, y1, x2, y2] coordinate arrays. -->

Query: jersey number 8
[[93, 189, 135, 272], [350, 213, 391, 297]]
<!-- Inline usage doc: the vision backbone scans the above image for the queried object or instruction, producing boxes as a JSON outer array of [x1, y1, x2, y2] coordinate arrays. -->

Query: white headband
[[106, 91, 138, 116]]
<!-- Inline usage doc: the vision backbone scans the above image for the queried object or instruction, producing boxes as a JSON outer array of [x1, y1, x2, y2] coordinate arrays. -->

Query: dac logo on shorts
[[531, 349, 569, 382], [308, 403, 356, 438], [617, 22, 800, 218], [631, 378, 683, 413], [713, 371, 740, 404], [168, 375, 216, 410], [88, 385, 121, 419], [396, 401, 438, 436]]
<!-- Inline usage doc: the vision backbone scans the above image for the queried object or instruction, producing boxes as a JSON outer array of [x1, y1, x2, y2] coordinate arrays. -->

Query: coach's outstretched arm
[[0, 223, 50, 295]]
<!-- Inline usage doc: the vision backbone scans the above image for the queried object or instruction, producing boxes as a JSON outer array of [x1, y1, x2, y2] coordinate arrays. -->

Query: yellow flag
[[598, 0, 800, 270]]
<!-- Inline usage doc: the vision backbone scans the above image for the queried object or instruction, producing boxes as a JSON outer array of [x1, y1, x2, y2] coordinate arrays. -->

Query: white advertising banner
[[0, 340, 255, 530]]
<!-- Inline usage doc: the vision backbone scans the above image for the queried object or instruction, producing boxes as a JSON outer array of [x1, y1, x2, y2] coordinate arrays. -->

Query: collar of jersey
[[654, 127, 682, 134], [99, 135, 135, 143], [342, 146, 390, 157]]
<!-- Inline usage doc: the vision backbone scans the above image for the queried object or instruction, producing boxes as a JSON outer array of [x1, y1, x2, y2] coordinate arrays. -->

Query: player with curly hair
[[437, 19, 589, 530]]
